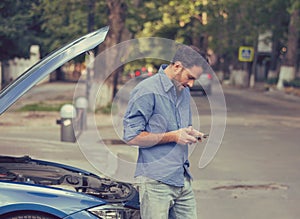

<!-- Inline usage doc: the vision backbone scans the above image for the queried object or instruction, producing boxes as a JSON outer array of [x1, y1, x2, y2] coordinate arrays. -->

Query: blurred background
[[0, 0, 299, 103], [1, 2, 300, 218]]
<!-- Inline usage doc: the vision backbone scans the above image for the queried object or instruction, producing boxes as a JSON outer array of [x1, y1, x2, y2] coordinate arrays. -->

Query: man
[[123, 45, 208, 219]]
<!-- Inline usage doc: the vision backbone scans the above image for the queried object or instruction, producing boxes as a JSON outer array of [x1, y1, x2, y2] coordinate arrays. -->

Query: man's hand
[[175, 127, 205, 145]]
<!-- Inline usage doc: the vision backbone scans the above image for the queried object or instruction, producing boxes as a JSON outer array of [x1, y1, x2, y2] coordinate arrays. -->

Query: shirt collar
[[158, 64, 174, 93]]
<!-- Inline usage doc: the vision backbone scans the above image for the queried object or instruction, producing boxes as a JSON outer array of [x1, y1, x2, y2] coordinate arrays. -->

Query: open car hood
[[0, 155, 140, 210], [0, 26, 109, 115]]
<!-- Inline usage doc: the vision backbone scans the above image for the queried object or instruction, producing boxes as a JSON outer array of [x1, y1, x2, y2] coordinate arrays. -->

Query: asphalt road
[[1, 82, 300, 219], [190, 86, 300, 219]]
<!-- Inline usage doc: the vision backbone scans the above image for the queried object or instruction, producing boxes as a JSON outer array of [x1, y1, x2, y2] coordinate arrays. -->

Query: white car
[[190, 73, 213, 95]]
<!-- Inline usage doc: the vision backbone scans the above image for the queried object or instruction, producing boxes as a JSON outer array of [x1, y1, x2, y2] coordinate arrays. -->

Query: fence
[[1, 45, 43, 89]]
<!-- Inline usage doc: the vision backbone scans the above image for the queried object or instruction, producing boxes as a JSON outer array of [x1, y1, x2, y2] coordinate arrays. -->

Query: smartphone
[[203, 134, 209, 138], [196, 134, 209, 140]]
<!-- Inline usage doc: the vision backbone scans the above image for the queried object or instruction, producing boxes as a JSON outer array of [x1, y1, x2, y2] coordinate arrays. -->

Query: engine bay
[[0, 155, 137, 204]]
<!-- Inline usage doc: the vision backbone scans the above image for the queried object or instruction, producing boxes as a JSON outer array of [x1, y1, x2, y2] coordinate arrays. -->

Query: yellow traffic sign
[[238, 46, 254, 62]]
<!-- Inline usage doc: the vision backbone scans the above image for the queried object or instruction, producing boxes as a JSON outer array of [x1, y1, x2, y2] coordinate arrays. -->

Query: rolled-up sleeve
[[123, 91, 154, 142]]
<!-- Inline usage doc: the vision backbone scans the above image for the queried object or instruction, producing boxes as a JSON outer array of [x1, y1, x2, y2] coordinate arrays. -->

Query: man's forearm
[[126, 127, 204, 147], [126, 131, 178, 147]]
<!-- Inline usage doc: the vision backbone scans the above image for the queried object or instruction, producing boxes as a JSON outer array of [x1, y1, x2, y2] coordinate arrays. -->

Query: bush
[[265, 78, 278, 85], [283, 78, 300, 88]]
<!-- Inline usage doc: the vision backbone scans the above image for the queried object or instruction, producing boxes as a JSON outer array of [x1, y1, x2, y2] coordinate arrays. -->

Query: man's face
[[172, 62, 203, 91]]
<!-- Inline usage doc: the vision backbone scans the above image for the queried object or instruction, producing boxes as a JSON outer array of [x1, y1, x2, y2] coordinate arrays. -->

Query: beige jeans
[[137, 176, 197, 219]]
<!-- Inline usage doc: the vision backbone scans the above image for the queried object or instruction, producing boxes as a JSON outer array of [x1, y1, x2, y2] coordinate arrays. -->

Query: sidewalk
[[223, 82, 300, 106]]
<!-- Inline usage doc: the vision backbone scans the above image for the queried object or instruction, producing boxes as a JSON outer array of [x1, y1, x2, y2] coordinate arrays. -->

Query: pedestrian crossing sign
[[238, 46, 254, 62]]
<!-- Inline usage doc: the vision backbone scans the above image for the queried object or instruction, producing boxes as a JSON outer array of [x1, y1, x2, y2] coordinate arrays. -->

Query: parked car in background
[[0, 26, 140, 219], [190, 72, 213, 95], [132, 67, 153, 81]]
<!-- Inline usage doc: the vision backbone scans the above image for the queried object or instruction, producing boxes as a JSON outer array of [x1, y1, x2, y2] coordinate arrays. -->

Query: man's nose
[[187, 80, 194, 88]]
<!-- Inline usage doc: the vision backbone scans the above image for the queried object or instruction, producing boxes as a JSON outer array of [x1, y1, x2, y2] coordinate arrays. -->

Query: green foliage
[[0, 0, 41, 60], [125, 0, 292, 70], [265, 77, 278, 85], [96, 102, 119, 115], [18, 102, 67, 112], [283, 78, 300, 88], [30, 0, 108, 56], [0, 0, 295, 75]]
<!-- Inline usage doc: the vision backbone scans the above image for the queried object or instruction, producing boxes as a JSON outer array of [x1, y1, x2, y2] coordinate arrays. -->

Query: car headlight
[[87, 204, 140, 219]]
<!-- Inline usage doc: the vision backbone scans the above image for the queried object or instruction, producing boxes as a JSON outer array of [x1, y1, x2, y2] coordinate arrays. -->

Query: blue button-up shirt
[[123, 65, 193, 187]]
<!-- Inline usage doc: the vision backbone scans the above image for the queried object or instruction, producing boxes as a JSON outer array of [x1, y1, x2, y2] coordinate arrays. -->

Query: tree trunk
[[277, 7, 299, 89], [106, 0, 126, 101], [92, 0, 126, 108]]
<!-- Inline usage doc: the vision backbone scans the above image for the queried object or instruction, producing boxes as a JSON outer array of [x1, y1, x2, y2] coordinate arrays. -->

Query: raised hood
[[0, 26, 109, 115]]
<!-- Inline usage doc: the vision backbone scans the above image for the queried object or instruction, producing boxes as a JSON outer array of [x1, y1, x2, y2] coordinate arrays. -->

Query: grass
[[17, 102, 70, 112], [96, 102, 119, 115]]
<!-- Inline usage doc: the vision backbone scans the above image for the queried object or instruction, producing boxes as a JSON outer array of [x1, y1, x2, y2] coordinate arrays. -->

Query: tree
[[30, 0, 107, 56], [282, 0, 300, 67], [1, 0, 298, 92], [0, 0, 41, 60], [105, 0, 126, 97], [277, 0, 300, 89]]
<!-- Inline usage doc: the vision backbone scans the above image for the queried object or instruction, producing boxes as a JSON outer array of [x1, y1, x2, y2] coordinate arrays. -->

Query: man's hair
[[171, 45, 209, 71]]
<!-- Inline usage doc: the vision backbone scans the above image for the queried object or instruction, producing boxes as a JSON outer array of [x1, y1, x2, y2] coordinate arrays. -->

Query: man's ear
[[173, 61, 184, 72]]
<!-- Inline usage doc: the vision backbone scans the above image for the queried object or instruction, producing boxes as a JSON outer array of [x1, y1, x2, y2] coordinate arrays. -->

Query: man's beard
[[171, 79, 184, 96]]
